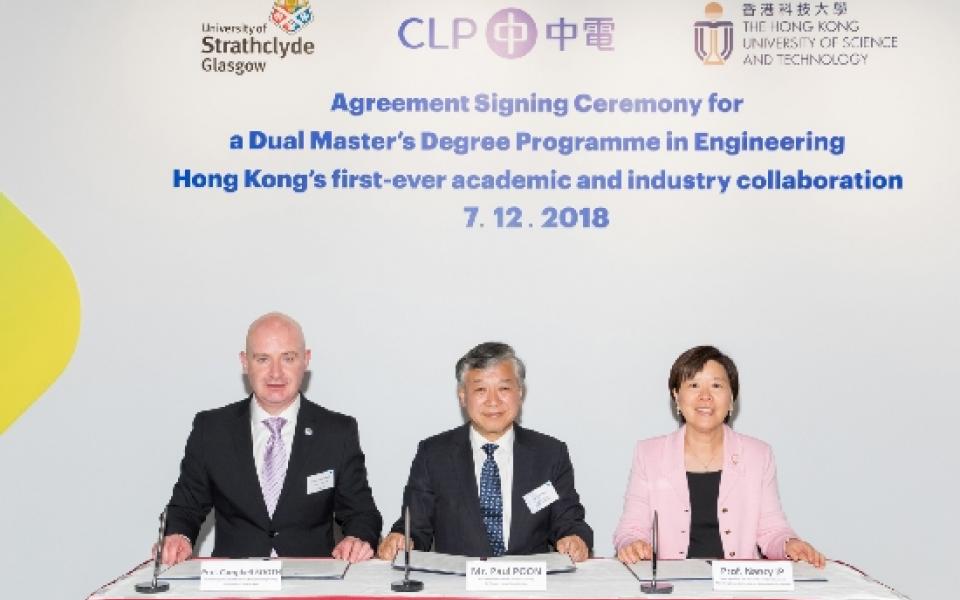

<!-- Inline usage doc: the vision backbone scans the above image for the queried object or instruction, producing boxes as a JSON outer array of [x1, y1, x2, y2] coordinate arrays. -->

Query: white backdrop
[[1, 2, 956, 599]]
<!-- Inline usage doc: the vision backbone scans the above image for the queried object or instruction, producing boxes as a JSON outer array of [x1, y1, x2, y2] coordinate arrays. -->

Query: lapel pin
[[731, 453, 739, 465], [304, 427, 313, 436]]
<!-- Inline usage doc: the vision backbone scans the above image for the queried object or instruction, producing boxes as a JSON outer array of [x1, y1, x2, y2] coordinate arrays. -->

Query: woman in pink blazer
[[613, 346, 824, 566]]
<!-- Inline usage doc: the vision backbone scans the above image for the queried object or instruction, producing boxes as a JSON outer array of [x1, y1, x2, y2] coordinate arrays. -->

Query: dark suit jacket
[[390, 423, 593, 556], [165, 396, 381, 557]]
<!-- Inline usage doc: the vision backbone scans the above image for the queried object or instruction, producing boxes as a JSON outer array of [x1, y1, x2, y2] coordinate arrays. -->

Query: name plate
[[466, 560, 547, 591], [199, 559, 282, 592], [712, 560, 794, 592]]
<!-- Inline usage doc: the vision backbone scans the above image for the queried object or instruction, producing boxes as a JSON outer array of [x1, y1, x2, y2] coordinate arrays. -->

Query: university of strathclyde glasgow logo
[[271, 0, 314, 34], [694, 2, 733, 65]]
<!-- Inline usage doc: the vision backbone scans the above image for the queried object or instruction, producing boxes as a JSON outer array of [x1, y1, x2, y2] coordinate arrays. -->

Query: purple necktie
[[261, 417, 287, 518]]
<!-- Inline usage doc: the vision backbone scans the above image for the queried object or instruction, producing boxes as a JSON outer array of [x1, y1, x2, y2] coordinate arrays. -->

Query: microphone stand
[[640, 510, 673, 594], [135, 508, 171, 594], [391, 506, 423, 592]]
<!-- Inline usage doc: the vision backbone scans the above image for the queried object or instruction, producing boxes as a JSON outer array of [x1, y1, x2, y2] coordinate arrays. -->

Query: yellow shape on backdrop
[[0, 193, 81, 434]]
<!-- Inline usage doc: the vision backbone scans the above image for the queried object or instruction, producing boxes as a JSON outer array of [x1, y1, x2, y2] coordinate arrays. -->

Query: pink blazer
[[613, 425, 797, 560]]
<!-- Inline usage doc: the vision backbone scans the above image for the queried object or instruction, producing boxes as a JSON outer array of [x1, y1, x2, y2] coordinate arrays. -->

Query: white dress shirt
[[470, 425, 514, 550]]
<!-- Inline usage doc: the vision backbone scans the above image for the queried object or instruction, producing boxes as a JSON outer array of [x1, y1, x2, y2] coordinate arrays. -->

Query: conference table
[[87, 557, 907, 600]]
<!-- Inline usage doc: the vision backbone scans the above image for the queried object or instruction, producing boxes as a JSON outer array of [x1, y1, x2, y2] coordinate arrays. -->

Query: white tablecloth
[[88, 558, 907, 600]]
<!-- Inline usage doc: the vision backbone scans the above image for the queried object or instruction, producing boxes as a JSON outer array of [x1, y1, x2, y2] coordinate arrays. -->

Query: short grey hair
[[455, 342, 526, 393]]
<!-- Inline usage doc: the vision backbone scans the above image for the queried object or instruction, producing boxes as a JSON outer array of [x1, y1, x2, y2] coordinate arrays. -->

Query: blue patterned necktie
[[479, 443, 506, 556]]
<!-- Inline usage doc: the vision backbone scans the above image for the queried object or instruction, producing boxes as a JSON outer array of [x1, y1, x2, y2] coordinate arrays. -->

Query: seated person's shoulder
[[305, 403, 370, 447], [309, 402, 357, 426], [194, 398, 249, 421], [731, 430, 774, 456], [634, 431, 677, 457], [517, 426, 566, 449], [417, 425, 469, 452]]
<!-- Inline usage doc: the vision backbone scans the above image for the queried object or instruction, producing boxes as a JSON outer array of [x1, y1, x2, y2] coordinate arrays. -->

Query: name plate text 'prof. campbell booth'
[[199, 560, 282, 592]]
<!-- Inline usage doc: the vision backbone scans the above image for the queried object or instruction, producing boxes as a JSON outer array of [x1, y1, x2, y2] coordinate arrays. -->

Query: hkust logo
[[271, 0, 314, 34], [694, 2, 733, 65]]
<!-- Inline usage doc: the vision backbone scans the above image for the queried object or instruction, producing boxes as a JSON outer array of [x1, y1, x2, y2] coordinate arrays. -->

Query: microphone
[[640, 510, 673, 594], [135, 507, 171, 594], [391, 506, 423, 592]]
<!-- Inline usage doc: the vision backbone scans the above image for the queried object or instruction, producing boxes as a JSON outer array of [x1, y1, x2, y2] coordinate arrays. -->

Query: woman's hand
[[785, 538, 826, 568], [616, 539, 653, 563]]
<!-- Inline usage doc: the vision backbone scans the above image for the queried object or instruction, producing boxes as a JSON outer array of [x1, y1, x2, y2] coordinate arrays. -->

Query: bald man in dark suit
[[160, 313, 381, 563]]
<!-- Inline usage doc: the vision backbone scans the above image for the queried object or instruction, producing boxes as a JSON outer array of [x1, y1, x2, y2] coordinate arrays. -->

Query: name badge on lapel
[[306, 469, 334, 494], [522, 481, 559, 513]]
